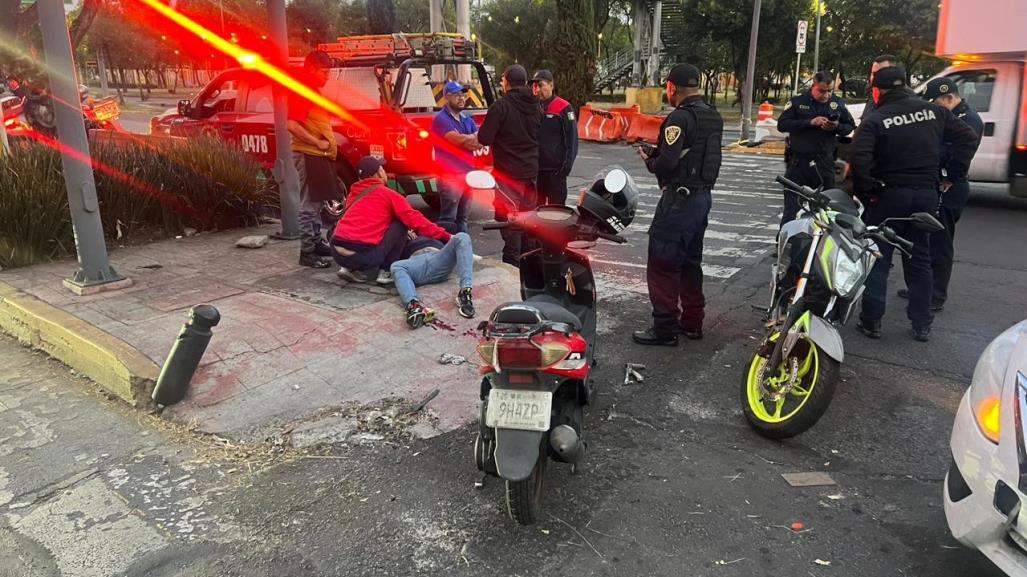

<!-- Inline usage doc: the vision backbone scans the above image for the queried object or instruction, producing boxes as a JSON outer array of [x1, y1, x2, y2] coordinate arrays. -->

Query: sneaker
[[406, 300, 436, 329], [376, 270, 394, 285], [337, 267, 371, 283], [299, 253, 331, 268], [856, 320, 882, 339], [931, 300, 945, 312], [457, 288, 475, 319], [897, 288, 910, 300], [912, 325, 931, 342], [472, 253, 483, 263]]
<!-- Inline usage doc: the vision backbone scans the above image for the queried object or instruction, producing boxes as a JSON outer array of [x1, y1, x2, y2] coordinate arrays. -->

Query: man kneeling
[[390, 232, 476, 329]]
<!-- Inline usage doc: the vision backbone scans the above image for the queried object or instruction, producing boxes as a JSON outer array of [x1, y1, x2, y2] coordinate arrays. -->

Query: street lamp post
[[740, 0, 762, 141], [597, 32, 603, 62], [267, 0, 300, 239], [37, 0, 125, 293], [813, 0, 821, 73]]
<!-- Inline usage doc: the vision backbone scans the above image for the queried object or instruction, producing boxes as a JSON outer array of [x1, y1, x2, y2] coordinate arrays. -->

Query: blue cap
[[443, 81, 470, 95]]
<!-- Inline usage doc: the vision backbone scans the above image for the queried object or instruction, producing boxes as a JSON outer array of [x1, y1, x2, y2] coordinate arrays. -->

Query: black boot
[[632, 328, 678, 347], [299, 252, 331, 268], [314, 241, 333, 257], [912, 325, 931, 343], [856, 319, 882, 339]]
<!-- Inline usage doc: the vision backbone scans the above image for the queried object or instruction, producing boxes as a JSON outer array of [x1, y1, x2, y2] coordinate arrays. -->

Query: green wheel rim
[[746, 332, 821, 423]]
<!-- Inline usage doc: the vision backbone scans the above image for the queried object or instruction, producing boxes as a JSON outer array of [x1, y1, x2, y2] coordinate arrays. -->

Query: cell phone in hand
[[639, 143, 657, 156], [828, 113, 840, 122]]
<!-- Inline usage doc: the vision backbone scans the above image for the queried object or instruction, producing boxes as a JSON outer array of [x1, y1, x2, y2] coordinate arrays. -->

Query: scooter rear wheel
[[505, 443, 547, 525]]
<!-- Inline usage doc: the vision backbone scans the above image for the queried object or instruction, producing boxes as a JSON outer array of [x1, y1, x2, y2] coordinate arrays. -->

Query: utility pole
[[268, 0, 300, 239], [740, 0, 762, 141], [813, 0, 821, 73], [456, 0, 471, 83], [648, 0, 662, 86], [37, 0, 125, 293]]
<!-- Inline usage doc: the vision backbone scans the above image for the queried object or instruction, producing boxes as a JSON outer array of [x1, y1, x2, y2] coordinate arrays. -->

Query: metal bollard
[[152, 304, 221, 406]]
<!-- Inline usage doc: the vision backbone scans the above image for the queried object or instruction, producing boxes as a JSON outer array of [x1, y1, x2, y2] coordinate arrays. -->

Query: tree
[[547, 0, 596, 108], [367, 0, 397, 34], [1, 0, 104, 84]]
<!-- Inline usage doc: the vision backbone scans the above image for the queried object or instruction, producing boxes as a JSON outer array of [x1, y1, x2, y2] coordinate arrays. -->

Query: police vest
[[674, 100, 723, 189]]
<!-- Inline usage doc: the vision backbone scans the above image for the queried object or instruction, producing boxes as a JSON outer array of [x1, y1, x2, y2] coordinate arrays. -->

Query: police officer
[[850, 67, 978, 343], [633, 64, 723, 347], [532, 70, 578, 206], [861, 54, 898, 122], [777, 70, 855, 224], [897, 77, 983, 312]]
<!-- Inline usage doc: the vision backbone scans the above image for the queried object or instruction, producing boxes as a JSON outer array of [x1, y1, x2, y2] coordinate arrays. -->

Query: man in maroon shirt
[[330, 157, 451, 284]]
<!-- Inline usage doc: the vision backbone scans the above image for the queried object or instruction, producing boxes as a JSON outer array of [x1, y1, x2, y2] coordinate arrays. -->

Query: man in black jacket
[[860, 54, 898, 122], [777, 70, 855, 224], [850, 67, 978, 343], [532, 69, 578, 206], [898, 77, 984, 311], [478, 64, 543, 265]]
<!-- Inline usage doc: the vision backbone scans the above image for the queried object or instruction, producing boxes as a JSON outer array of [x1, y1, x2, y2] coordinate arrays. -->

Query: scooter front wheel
[[740, 331, 839, 439], [505, 444, 547, 525]]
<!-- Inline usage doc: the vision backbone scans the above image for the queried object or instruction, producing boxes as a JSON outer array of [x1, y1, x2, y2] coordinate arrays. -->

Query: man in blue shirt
[[431, 81, 483, 234]]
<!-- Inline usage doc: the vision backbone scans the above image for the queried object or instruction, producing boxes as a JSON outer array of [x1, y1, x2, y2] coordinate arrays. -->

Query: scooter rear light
[[495, 338, 542, 369]]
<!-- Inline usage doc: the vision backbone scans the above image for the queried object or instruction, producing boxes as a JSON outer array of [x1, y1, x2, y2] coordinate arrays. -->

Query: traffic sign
[[796, 20, 808, 54]]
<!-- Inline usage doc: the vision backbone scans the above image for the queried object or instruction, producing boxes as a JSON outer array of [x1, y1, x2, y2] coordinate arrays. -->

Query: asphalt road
[[3, 141, 1026, 576]]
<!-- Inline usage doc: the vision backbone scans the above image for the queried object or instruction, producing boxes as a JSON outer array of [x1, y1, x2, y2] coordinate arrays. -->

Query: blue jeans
[[390, 232, 474, 305], [438, 176, 472, 234]]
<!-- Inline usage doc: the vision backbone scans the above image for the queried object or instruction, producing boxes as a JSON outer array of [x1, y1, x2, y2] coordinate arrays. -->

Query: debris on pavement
[[623, 363, 646, 385], [791, 521, 805, 531], [814, 559, 832, 566], [782, 472, 837, 487], [405, 389, 440, 415], [438, 353, 468, 365], [715, 559, 746, 566], [236, 235, 269, 249]]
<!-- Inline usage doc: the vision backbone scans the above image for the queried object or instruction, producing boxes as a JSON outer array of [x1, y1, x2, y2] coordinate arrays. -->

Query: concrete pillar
[[630, 0, 645, 86], [648, 0, 662, 87], [429, 0, 446, 83], [268, 0, 300, 238]]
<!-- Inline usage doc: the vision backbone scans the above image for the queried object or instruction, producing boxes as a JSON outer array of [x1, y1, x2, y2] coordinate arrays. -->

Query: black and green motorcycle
[[742, 175, 944, 439]]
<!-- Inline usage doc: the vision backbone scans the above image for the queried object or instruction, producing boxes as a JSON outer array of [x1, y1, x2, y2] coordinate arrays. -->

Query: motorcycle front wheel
[[741, 331, 840, 439], [505, 443, 547, 525]]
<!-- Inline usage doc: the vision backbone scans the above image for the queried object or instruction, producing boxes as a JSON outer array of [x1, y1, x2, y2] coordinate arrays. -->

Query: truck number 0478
[[241, 134, 269, 154]]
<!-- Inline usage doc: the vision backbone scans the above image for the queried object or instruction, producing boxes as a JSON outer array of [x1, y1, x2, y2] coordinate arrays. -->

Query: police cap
[[923, 77, 958, 100], [665, 64, 701, 88], [872, 66, 907, 89]]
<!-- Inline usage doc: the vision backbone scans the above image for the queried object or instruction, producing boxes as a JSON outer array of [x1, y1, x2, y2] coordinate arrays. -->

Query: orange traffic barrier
[[758, 101, 774, 122], [578, 106, 627, 143], [625, 113, 663, 144]]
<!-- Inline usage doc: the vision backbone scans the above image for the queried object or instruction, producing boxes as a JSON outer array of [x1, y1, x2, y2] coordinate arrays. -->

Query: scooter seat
[[491, 294, 582, 331]]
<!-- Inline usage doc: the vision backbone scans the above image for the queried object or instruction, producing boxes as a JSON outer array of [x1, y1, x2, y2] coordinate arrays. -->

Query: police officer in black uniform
[[897, 77, 983, 311], [850, 67, 978, 343], [777, 70, 855, 225], [633, 64, 724, 347]]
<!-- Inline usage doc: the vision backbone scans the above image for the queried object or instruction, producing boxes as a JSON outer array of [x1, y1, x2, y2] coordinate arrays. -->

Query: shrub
[[0, 135, 275, 269]]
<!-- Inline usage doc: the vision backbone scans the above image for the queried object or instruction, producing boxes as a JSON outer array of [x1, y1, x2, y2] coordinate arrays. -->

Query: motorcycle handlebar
[[482, 221, 510, 231], [596, 231, 627, 244]]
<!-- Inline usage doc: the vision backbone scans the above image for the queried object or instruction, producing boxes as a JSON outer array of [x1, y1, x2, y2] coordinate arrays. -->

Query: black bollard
[[152, 304, 221, 406]]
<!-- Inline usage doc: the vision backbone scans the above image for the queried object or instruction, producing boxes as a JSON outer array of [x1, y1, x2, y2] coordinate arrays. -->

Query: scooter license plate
[[485, 389, 552, 432]]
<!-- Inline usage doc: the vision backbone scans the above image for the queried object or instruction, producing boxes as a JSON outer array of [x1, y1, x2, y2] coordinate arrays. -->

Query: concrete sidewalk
[[0, 225, 519, 442]]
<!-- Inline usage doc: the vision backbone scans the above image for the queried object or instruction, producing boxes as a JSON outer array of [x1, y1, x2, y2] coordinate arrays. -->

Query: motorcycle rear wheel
[[505, 444, 547, 525], [741, 331, 839, 439]]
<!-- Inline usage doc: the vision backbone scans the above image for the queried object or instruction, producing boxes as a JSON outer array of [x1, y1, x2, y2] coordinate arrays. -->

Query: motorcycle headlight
[[832, 251, 863, 296], [967, 322, 1025, 444]]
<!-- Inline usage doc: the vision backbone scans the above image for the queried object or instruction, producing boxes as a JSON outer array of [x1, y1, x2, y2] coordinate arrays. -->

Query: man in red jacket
[[532, 69, 578, 206], [330, 157, 451, 284]]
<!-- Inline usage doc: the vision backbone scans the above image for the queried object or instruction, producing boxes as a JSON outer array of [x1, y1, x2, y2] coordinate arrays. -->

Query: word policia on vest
[[882, 109, 938, 130]]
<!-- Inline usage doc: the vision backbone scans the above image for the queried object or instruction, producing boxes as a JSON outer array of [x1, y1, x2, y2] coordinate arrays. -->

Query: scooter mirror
[[465, 170, 496, 190], [603, 169, 628, 194], [910, 212, 945, 233]]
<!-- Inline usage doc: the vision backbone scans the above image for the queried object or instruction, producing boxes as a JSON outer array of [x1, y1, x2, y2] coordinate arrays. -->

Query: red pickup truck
[[150, 34, 495, 218]]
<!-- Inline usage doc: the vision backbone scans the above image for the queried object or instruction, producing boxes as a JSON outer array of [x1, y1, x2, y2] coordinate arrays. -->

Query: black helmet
[[577, 167, 638, 234]]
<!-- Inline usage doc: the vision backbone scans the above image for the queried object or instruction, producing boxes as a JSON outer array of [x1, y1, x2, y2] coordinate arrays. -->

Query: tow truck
[[150, 33, 496, 217]]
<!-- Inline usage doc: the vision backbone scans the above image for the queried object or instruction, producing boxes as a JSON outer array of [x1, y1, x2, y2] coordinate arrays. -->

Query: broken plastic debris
[[814, 559, 832, 566], [715, 558, 745, 565], [827, 494, 844, 500], [623, 363, 646, 385], [782, 472, 836, 487], [540, 529, 550, 535], [438, 353, 468, 365], [791, 521, 805, 531]]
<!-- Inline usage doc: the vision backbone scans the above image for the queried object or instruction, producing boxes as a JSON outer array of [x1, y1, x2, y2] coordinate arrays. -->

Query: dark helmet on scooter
[[577, 166, 638, 234]]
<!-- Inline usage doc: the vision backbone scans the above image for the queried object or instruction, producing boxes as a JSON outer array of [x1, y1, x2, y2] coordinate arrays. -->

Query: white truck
[[847, 0, 1027, 197]]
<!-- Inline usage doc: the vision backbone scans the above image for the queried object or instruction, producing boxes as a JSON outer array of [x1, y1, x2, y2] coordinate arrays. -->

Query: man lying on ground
[[390, 232, 476, 328]]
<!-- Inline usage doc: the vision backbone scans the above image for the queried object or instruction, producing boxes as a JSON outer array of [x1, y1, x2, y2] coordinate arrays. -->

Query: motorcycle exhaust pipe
[[549, 425, 586, 463]]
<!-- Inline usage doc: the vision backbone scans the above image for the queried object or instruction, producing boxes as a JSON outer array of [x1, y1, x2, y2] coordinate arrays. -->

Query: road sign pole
[[740, 0, 762, 142], [268, 0, 300, 239], [38, 0, 125, 292], [793, 19, 808, 94], [793, 53, 802, 93], [813, 0, 822, 72]]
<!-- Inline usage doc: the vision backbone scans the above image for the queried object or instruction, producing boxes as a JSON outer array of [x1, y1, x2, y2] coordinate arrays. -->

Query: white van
[[846, 60, 1026, 198]]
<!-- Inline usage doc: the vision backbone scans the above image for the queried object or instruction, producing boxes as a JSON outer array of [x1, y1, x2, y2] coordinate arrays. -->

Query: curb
[[0, 280, 160, 407]]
